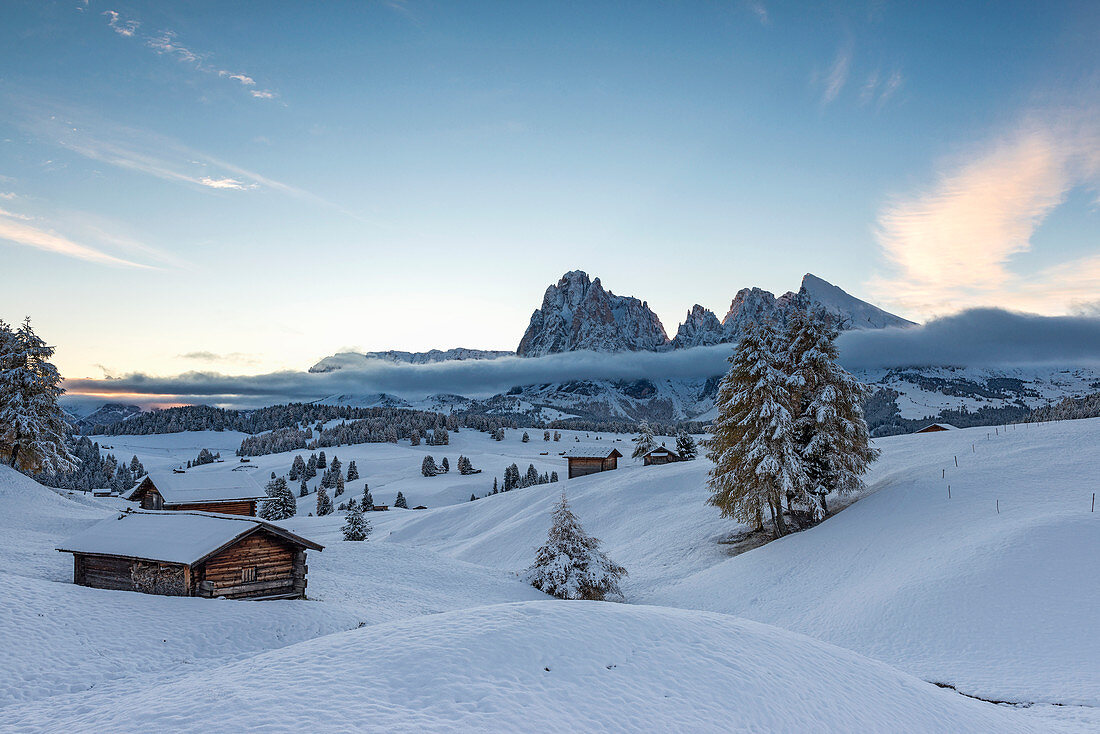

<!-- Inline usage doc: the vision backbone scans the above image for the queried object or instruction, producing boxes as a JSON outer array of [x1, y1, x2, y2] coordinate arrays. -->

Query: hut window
[[241, 566, 257, 583]]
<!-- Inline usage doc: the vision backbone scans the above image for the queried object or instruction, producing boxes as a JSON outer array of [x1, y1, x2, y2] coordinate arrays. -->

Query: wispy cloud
[[819, 42, 852, 105], [198, 176, 256, 190], [103, 10, 138, 37], [870, 110, 1100, 317], [178, 351, 261, 365], [860, 69, 903, 108], [99, 11, 278, 100], [0, 207, 154, 269], [746, 1, 769, 25], [0, 192, 17, 200]]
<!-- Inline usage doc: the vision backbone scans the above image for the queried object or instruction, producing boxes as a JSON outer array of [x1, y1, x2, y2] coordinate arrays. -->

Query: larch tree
[[631, 421, 657, 460], [0, 318, 78, 475], [705, 321, 806, 536], [526, 492, 626, 601], [782, 309, 878, 518]]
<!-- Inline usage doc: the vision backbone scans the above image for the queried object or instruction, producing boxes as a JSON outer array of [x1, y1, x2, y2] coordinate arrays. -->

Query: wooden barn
[[643, 445, 681, 466], [125, 470, 265, 516], [915, 423, 959, 434], [564, 447, 622, 479], [57, 510, 322, 600]]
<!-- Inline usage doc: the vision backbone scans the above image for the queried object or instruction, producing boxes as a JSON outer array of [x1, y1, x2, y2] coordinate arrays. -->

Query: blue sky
[[1, 0, 1098, 381]]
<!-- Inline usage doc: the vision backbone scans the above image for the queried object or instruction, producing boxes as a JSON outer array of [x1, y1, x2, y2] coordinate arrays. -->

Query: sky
[[1, 0, 1099, 385]]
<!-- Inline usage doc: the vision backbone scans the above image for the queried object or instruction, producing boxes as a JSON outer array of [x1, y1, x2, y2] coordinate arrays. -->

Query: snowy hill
[[7, 602, 1047, 733], [2, 420, 1098, 730]]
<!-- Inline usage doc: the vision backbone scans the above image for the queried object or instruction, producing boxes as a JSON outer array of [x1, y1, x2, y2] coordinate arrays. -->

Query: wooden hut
[[125, 470, 265, 516], [564, 447, 623, 479], [57, 510, 322, 600], [915, 423, 959, 434], [643, 445, 681, 466]]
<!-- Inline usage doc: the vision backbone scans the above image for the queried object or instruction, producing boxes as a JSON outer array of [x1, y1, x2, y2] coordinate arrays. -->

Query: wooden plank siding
[[567, 456, 619, 479], [164, 500, 257, 516], [197, 533, 304, 599], [73, 554, 189, 595]]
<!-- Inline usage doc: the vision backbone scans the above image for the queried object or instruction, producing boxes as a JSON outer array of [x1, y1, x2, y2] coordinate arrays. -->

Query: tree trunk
[[819, 493, 828, 517], [8, 443, 18, 468]]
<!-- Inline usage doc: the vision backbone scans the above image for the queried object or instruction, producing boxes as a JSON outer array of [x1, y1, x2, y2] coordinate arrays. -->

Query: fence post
[[996, 499, 999, 514]]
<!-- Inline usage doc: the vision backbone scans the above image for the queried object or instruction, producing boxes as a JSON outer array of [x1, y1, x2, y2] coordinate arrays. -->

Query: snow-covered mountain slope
[[68, 402, 143, 434], [381, 418, 1100, 708], [516, 270, 670, 356], [801, 272, 915, 329], [7, 601, 1047, 734], [310, 348, 512, 373]]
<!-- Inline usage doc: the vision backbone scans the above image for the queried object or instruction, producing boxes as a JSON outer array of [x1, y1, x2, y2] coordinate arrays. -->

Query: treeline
[[86, 403, 457, 436], [33, 436, 146, 494], [238, 415, 455, 457], [545, 417, 709, 435], [1025, 391, 1100, 423]]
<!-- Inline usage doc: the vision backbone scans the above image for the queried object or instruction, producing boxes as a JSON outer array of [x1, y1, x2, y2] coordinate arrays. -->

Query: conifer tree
[[0, 318, 78, 474], [259, 476, 297, 520], [526, 493, 626, 600], [631, 421, 657, 460], [363, 485, 374, 509], [394, 491, 408, 509], [346, 460, 359, 481], [341, 506, 371, 541], [334, 472, 345, 497], [300, 477, 309, 497], [782, 310, 879, 518], [525, 463, 539, 487], [315, 486, 333, 516], [129, 455, 145, 477], [550, 470, 559, 483], [410, 431, 421, 446], [289, 454, 306, 481], [470, 493, 477, 502], [543, 430, 551, 441], [421, 455, 438, 477], [706, 321, 805, 536], [440, 457, 450, 473], [675, 431, 698, 460], [553, 431, 561, 442], [522, 431, 531, 443], [317, 450, 327, 469]]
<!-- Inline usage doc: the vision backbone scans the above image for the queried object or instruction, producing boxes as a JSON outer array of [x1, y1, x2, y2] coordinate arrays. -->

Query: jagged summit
[[516, 271, 670, 357], [516, 271, 914, 357]]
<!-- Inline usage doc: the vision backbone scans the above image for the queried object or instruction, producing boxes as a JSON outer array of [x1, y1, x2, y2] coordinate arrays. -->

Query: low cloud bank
[[63, 308, 1100, 408], [837, 308, 1100, 369]]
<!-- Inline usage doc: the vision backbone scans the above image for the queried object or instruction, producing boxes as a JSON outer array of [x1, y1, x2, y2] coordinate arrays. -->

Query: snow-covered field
[[1, 419, 1098, 731]]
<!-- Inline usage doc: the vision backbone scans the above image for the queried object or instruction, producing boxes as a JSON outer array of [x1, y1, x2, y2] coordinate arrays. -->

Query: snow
[[56, 510, 320, 565], [1, 419, 1097, 730], [124, 468, 265, 502], [4, 602, 1047, 734]]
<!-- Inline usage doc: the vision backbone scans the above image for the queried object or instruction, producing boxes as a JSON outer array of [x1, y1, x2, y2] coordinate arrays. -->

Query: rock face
[[516, 271, 670, 357], [516, 271, 913, 357], [670, 305, 726, 349]]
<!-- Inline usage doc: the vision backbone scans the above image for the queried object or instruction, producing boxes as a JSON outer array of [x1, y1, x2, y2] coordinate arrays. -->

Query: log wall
[[73, 554, 188, 595], [197, 532, 306, 599], [165, 500, 257, 516]]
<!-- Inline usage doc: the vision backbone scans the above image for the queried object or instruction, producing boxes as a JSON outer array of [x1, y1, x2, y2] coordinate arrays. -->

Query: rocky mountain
[[310, 348, 513, 374], [669, 305, 726, 349], [69, 403, 144, 434], [799, 273, 915, 330], [516, 271, 670, 357]]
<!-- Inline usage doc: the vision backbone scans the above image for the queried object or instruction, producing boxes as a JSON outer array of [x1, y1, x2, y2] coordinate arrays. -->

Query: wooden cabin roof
[[562, 447, 623, 459], [644, 446, 680, 458], [56, 510, 323, 566], [916, 423, 959, 433], [124, 470, 265, 504]]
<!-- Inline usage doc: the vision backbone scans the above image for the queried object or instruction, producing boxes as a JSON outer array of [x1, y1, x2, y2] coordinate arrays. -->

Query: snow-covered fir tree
[[525, 463, 539, 487], [470, 493, 477, 502], [315, 486, 333, 516], [0, 318, 78, 474], [782, 309, 878, 518], [675, 431, 698, 460], [522, 431, 531, 443], [259, 476, 297, 520], [394, 491, 408, 509], [526, 493, 626, 601], [550, 470, 559, 483], [421, 455, 438, 477], [334, 472, 345, 497], [440, 457, 450, 473], [341, 506, 371, 541], [706, 320, 807, 536], [289, 454, 305, 481], [362, 485, 373, 509], [410, 430, 421, 446], [346, 460, 359, 481], [317, 451, 327, 468], [553, 431, 561, 442], [299, 478, 309, 497], [631, 421, 657, 460]]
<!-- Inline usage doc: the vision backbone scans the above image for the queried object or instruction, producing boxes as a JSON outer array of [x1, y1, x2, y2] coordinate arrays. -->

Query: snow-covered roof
[[917, 423, 959, 432], [124, 470, 265, 504], [562, 447, 623, 459], [645, 446, 679, 456], [57, 510, 322, 565]]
